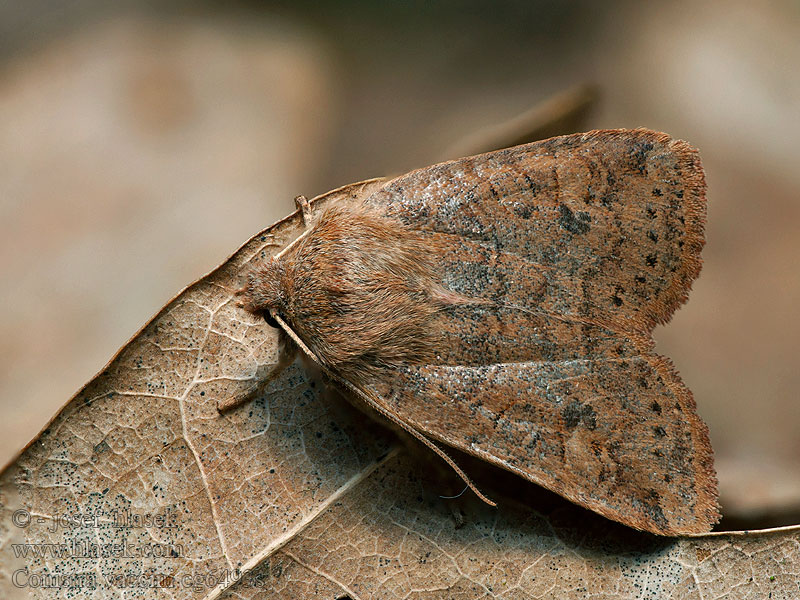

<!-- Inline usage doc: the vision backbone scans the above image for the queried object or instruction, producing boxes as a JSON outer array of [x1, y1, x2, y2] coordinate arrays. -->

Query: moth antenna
[[495, 302, 539, 317], [439, 485, 468, 500], [459, 296, 603, 330], [271, 314, 497, 508], [496, 301, 613, 332], [437, 293, 543, 322], [334, 374, 498, 508], [271, 313, 324, 364]]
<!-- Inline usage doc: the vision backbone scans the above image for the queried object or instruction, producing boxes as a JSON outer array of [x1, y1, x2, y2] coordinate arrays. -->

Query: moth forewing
[[239, 128, 719, 536]]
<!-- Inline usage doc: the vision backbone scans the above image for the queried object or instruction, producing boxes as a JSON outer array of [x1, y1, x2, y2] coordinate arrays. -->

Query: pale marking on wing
[[414, 226, 564, 275], [423, 229, 557, 273], [200, 446, 401, 600], [424, 356, 643, 375], [438, 287, 647, 339]]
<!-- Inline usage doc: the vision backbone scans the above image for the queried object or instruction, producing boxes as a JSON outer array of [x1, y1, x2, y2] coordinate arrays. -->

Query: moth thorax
[[242, 205, 448, 382]]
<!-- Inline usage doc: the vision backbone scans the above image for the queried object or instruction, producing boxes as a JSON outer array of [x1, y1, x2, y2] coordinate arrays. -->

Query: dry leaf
[[1, 176, 799, 599]]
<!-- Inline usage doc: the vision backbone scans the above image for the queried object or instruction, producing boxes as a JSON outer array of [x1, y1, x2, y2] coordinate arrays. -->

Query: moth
[[237, 129, 719, 536]]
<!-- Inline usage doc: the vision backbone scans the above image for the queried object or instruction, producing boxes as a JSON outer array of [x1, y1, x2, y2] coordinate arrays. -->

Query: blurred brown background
[[1, 0, 799, 529]]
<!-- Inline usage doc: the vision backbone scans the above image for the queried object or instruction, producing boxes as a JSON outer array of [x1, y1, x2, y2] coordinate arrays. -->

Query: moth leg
[[294, 195, 314, 227], [217, 337, 299, 414], [216, 383, 261, 413]]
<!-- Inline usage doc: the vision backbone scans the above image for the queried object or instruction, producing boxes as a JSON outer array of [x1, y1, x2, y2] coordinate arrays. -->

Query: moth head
[[238, 257, 293, 328]]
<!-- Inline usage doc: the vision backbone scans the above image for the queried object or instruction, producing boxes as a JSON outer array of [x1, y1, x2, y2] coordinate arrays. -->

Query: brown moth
[[237, 129, 719, 536]]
